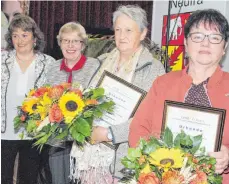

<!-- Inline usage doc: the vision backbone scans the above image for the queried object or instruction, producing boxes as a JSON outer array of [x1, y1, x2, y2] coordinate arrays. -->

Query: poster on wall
[[161, 12, 191, 71]]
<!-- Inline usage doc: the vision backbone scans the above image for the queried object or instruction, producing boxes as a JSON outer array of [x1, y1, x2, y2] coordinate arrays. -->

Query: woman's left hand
[[209, 145, 229, 174]]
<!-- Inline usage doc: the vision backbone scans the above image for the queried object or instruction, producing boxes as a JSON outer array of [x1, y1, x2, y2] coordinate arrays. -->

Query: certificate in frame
[[96, 70, 147, 149], [161, 100, 226, 153]]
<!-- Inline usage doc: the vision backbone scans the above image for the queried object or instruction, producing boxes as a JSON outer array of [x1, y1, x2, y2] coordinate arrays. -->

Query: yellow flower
[[149, 148, 184, 170], [141, 162, 152, 174], [59, 92, 85, 124], [22, 98, 39, 114], [28, 89, 36, 97], [36, 92, 52, 120]]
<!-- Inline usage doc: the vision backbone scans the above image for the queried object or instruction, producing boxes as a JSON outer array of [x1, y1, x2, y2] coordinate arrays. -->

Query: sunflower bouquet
[[14, 83, 115, 151], [120, 127, 222, 184]]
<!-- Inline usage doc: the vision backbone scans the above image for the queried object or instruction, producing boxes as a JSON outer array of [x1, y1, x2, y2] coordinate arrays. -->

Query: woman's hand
[[90, 126, 109, 144], [209, 145, 229, 174]]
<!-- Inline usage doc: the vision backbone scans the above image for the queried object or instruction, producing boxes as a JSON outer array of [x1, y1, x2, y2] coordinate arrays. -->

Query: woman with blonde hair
[[47, 21, 100, 184]]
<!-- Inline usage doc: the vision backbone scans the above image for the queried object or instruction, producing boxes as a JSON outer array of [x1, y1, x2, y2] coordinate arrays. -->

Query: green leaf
[[91, 88, 104, 99], [127, 148, 141, 161], [14, 116, 22, 129], [190, 134, 202, 154], [19, 132, 24, 139], [74, 118, 91, 137], [163, 127, 173, 147], [83, 110, 93, 118], [55, 129, 69, 140], [174, 134, 182, 148], [26, 120, 37, 133], [50, 124, 58, 133], [138, 139, 147, 150], [142, 141, 159, 155], [93, 108, 103, 118], [121, 159, 136, 169], [72, 132, 85, 143], [98, 101, 115, 112], [33, 132, 47, 139], [208, 174, 222, 184]]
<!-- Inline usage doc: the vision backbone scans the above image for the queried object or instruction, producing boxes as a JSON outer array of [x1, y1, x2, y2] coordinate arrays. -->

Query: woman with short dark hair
[[129, 9, 229, 184], [1, 14, 55, 184]]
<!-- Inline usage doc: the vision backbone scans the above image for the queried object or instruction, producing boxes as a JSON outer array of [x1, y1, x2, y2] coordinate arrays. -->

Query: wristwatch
[[107, 127, 113, 140]]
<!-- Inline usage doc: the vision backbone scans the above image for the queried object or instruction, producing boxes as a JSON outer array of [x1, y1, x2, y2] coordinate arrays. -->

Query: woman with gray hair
[[46, 22, 101, 184], [70, 5, 165, 183], [1, 14, 55, 184]]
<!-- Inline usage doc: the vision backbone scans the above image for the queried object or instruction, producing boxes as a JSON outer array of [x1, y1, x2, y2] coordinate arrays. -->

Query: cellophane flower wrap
[[14, 83, 115, 151], [120, 127, 222, 184]]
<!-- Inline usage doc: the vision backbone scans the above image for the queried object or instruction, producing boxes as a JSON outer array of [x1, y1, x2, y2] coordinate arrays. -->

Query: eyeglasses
[[188, 32, 224, 44], [60, 39, 83, 45]]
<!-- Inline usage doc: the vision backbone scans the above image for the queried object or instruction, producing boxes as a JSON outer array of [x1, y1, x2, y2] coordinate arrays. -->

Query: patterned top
[[185, 79, 211, 107]]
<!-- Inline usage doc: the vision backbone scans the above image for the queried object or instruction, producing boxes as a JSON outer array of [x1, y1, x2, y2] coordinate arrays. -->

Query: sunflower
[[59, 92, 85, 124], [149, 148, 184, 170], [22, 98, 39, 114], [36, 92, 52, 120]]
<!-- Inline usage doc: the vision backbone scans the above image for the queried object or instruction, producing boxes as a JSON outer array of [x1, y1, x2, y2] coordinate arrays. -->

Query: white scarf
[[70, 46, 143, 184]]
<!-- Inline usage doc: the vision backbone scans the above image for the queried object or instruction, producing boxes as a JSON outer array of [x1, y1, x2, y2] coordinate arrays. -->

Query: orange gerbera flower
[[60, 82, 71, 90], [70, 89, 83, 98], [162, 170, 184, 184], [85, 99, 98, 105], [48, 85, 64, 99], [49, 104, 64, 123], [138, 172, 160, 184], [33, 87, 50, 98], [190, 171, 207, 184]]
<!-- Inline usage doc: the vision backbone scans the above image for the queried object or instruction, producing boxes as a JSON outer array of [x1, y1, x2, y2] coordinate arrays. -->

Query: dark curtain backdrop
[[29, 1, 153, 59]]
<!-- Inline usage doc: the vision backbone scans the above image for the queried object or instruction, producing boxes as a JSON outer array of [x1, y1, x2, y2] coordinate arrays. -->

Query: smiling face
[[60, 31, 83, 63], [185, 22, 227, 68], [114, 14, 147, 55], [12, 28, 35, 54]]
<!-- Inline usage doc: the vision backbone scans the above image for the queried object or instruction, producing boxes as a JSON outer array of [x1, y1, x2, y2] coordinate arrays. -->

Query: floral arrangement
[[120, 127, 222, 184], [14, 83, 114, 151]]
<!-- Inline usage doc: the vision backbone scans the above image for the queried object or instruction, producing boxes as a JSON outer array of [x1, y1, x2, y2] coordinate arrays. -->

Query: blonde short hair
[[56, 22, 88, 49]]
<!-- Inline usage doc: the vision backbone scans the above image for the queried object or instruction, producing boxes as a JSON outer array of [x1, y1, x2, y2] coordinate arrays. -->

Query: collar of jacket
[[4, 50, 46, 88], [181, 65, 224, 89]]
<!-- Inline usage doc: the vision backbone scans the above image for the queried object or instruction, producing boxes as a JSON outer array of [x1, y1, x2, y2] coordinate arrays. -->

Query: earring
[[33, 42, 36, 48]]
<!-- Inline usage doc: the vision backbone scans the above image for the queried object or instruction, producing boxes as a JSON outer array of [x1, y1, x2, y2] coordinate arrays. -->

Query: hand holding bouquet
[[14, 83, 115, 151]]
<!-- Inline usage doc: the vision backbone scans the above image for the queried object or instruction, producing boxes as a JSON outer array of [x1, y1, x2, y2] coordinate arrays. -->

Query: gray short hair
[[56, 22, 88, 49], [113, 5, 148, 32]]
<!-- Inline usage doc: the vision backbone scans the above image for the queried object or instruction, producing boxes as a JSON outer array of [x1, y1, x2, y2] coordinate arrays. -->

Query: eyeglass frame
[[60, 39, 84, 45], [188, 32, 225, 44]]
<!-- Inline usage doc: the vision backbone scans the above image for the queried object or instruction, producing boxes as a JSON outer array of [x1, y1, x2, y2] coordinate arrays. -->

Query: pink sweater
[[129, 66, 229, 183]]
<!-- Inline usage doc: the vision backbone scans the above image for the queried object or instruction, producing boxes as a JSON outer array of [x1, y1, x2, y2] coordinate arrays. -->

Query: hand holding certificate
[[95, 71, 146, 148]]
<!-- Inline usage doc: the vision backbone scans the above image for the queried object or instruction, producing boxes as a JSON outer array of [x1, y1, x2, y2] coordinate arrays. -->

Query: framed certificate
[[161, 100, 226, 153], [95, 71, 147, 149]]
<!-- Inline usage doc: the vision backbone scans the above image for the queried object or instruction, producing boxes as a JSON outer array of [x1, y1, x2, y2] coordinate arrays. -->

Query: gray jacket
[[1, 50, 55, 133], [97, 47, 165, 178]]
